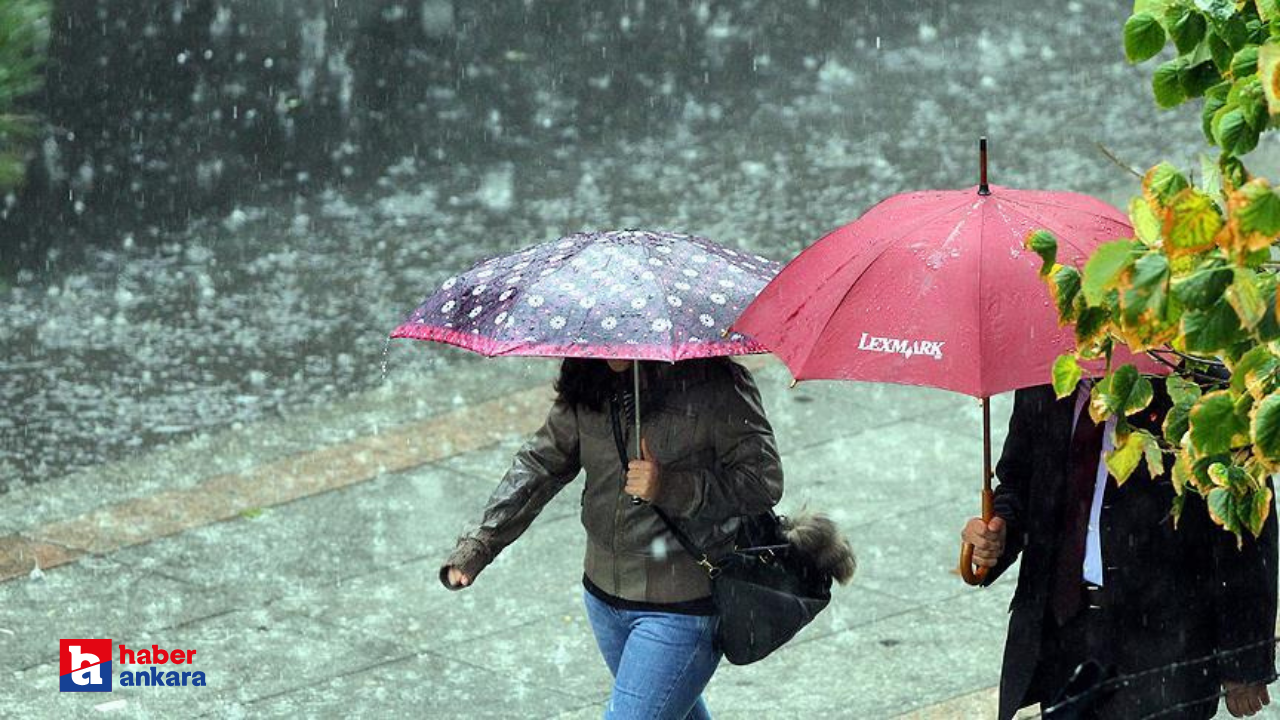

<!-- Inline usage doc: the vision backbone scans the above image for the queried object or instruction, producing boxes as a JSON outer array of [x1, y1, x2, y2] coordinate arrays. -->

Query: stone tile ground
[[0, 360, 1274, 718]]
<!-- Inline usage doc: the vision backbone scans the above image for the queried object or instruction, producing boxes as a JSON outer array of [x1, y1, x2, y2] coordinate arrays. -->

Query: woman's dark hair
[[554, 357, 732, 413]]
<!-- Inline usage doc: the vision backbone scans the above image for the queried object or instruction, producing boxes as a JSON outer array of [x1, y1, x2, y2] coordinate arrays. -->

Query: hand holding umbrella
[[625, 438, 662, 503]]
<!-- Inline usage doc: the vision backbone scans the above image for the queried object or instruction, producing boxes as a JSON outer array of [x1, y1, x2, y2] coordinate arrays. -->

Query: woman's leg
[[583, 590, 628, 676], [605, 611, 721, 720]]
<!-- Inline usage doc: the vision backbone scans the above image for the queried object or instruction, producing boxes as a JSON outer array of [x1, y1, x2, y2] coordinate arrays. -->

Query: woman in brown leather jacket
[[441, 357, 783, 720]]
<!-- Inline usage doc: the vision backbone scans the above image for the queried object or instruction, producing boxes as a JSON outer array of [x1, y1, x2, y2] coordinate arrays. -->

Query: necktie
[[1050, 397, 1106, 625]]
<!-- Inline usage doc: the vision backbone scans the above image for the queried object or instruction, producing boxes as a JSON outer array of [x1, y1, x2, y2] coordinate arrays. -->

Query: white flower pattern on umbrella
[[392, 229, 780, 361]]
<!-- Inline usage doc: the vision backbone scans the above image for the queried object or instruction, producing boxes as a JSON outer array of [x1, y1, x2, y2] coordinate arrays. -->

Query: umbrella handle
[[959, 486, 995, 586]]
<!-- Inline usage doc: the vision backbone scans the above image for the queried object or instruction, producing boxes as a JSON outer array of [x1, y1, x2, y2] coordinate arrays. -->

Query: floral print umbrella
[[391, 229, 780, 361]]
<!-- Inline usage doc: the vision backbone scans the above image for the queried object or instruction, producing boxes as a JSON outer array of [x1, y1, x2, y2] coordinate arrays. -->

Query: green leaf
[[1247, 487, 1273, 537], [1163, 189, 1224, 255], [1107, 429, 1147, 485], [1082, 240, 1137, 304], [1231, 43, 1261, 77], [1261, 41, 1280, 114], [1214, 107, 1261, 155], [1172, 8, 1208, 53], [1183, 298, 1246, 352], [1130, 195, 1163, 245], [1142, 431, 1166, 478], [1259, 0, 1280, 23], [1213, 12, 1252, 50], [1168, 374, 1205, 406], [1050, 265, 1083, 320], [1207, 486, 1242, 534], [1172, 491, 1187, 525], [1196, 0, 1237, 22], [1123, 253, 1171, 321], [1181, 60, 1223, 98], [1026, 229, 1058, 273], [1255, 276, 1280, 341], [1238, 78, 1269, 130], [1172, 265, 1233, 309], [1209, 461, 1251, 489], [1075, 306, 1110, 346], [1136, 0, 1174, 16], [1091, 364, 1155, 420], [1221, 155, 1249, 189], [1154, 58, 1190, 107], [1199, 152, 1224, 201], [1052, 354, 1083, 399], [1253, 392, 1280, 464], [1164, 401, 1193, 443], [1231, 345, 1280, 398], [1190, 390, 1251, 454], [1236, 183, 1280, 236], [1203, 82, 1232, 141], [1209, 29, 1236, 71], [1227, 268, 1267, 329], [1126, 12, 1169, 61], [1144, 162, 1192, 208]]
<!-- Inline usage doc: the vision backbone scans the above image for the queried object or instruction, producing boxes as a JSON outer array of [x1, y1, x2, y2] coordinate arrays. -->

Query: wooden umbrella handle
[[960, 396, 996, 586], [959, 486, 995, 586]]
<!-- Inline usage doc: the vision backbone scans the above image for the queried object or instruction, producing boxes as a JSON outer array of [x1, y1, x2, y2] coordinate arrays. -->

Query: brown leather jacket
[[440, 360, 783, 604]]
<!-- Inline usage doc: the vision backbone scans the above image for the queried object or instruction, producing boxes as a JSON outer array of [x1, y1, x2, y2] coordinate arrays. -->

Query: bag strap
[[608, 396, 720, 575]]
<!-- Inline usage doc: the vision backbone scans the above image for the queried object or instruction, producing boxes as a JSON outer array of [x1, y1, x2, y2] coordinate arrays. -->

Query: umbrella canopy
[[732, 184, 1159, 397], [731, 142, 1166, 586], [392, 229, 779, 361]]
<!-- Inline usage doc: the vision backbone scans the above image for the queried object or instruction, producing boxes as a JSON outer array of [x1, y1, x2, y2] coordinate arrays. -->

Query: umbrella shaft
[[633, 361, 641, 459]]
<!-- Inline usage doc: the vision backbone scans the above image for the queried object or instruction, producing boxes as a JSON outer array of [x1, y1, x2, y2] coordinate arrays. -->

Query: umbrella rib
[[976, 197, 990, 399], [636, 241, 677, 362], [793, 200, 973, 376], [997, 200, 1100, 263], [1000, 194, 1111, 215]]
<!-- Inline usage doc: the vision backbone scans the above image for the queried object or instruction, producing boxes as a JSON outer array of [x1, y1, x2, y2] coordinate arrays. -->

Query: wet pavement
[[2, 357, 1275, 718], [2, 357, 1020, 718]]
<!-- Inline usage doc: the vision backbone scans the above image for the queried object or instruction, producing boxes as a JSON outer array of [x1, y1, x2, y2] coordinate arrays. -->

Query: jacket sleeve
[[981, 387, 1042, 586], [439, 400, 582, 589], [652, 364, 783, 523], [1213, 479, 1278, 684]]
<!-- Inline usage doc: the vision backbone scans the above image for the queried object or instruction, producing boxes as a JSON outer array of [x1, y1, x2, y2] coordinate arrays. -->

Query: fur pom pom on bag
[[780, 511, 857, 585]]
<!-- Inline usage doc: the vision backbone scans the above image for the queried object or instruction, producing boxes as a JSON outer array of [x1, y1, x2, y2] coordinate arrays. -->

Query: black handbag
[[609, 398, 832, 665]]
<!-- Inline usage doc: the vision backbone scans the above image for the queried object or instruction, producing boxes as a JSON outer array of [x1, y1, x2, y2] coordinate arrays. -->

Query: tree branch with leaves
[[0, 0, 49, 192], [1028, 0, 1280, 545]]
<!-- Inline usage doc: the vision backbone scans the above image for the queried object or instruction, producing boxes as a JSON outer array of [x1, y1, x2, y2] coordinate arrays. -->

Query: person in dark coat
[[962, 381, 1278, 719]]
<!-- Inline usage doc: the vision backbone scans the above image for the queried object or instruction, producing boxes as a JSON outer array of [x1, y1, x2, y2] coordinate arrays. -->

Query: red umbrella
[[732, 139, 1165, 584]]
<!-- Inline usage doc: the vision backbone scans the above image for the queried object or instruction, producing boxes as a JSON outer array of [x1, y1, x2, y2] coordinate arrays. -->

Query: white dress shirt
[[1072, 381, 1114, 586]]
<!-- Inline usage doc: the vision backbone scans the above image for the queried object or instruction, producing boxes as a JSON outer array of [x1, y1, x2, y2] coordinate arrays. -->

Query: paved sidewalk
[[0, 358, 1266, 718]]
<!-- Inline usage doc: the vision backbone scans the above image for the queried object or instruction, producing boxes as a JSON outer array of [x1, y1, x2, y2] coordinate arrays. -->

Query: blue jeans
[[583, 590, 722, 720]]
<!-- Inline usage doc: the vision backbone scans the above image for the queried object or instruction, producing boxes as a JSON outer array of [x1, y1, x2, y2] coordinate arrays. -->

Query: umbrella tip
[[788, 378, 798, 389], [720, 328, 730, 338], [978, 136, 991, 196]]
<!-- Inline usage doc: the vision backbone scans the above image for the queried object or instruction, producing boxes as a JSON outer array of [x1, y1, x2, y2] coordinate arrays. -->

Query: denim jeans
[[583, 590, 722, 720]]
